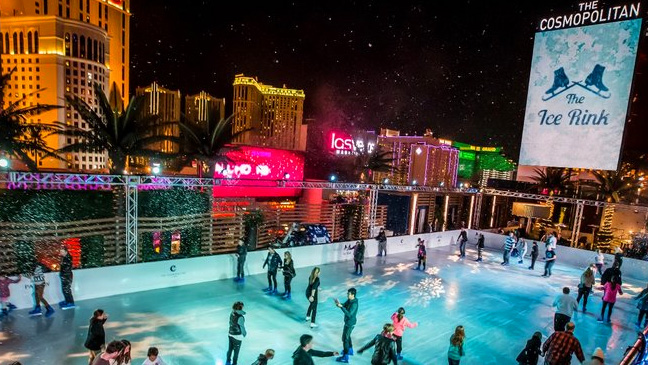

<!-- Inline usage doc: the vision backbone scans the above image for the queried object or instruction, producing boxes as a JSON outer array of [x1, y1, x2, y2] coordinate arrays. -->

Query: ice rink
[[0, 244, 645, 364]]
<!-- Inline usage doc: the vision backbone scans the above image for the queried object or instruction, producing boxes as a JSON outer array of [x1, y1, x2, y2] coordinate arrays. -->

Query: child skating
[[0, 274, 20, 317]]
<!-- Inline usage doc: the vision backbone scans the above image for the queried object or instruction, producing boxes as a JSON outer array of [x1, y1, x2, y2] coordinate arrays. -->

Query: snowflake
[[383, 262, 414, 276], [425, 266, 440, 275], [345, 274, 376, 287], [405, 277, 445, 307]]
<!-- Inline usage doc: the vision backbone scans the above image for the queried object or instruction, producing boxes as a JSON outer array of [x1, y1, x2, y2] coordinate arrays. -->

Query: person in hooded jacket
[[292, 334, 338, 365], [234, 239, 248, 282], [262, 247, 282, 294], [251, 349, 275, 365], [516, 331, 541, 365], [353, 240, 365, 275], [357, 323, 398, 365], [226, 301, 246, 365]]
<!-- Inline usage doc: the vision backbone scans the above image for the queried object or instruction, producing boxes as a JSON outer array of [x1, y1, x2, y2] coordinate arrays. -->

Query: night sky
[[130, 0, 647, 161]]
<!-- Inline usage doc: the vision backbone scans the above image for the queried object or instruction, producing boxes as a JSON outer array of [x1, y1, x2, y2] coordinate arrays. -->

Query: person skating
[[634, 282, 648, 328], [547, 232, 558, 250], [416, 239, 427, 270], [114, 339, 131, 365], [357, 323, 398, 365], [601, 261, 622, 285], [613, 247, 623, 269], [447, 325, 466, 365], [541, 247, 556, 278], [262, 246, 282, 294], [576, 266, 595, 312], [597, 276, 623, 323], [226, 301, 247, 365], [142, 347, 167, 365], [234, 239, 248, 282], [305, 267, 320, 328], [28, 262, 55, 317], [335, 288, 359, 363], [589, 348, 605, 365], [541, 322, 585, 365], [85, 309, 108, 365], [59, 246, 76, 309], [92, 341, 125, 365], [251, 349, 275, 365], [376, 228, 387, 256], [502, 232, 516, 266], [553, 287, 577, 332], [352, 240, 365, 275], [282, 251, 296, 299], [475, 234, 484, 262], [390, 307, 418, 360], [528, 241, 539, 270], [292, 334, 338, 365], [457, 228, 468, 259], [594, 249, 605, 276], [515, 331, 542, 365], [0, 274, 20, 317], [517, 238, 528, 265]]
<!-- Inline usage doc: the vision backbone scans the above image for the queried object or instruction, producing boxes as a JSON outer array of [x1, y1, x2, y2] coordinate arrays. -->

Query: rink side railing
[[621, 324, 648, 365]]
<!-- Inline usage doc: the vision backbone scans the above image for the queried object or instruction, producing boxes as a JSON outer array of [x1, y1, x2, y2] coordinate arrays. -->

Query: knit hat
[[592, 347, 605, 361]]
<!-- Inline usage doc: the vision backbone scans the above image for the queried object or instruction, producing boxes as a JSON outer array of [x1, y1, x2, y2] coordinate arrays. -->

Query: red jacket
[[0, 276, 21, 298], [391, 313, 418, 337]]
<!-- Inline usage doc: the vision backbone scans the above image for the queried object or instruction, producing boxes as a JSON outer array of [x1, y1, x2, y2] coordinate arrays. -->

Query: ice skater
[[416, 238, 427, 270], [252, 349, 275, 365], [552, 287, 577, 332], [376, 228, 387, 256], [142, 347, 167, 365], [457, 228, 468, 259], [305, 267, 320, 328], [601, 261, 622, 285], [357, 323, 398, 365], [475, 234, 484, 262], [528, 241, 539, 270], [597, 276, 623, 323], [28, 262, 55, 317], [593, 249, 605, 276], [335, 288, 359, 363], [501, 232, 516, 266], [234, 239, 247, 282], [292, 334, 338, 365], [282, 251, 296, 299], [84, 309, 108, 365], [262, 246, 282, 294], [541, 247, 556, 278], [59, 246, 75, 309], [352, 240, 365, 275], [226, 301, 246, 365], [517, 238, 527, 265], [390, 307, 418, 360], [0, 274, 20, 317], [634, 282, 648, 328], [515, 331, 541, 365], [115, 339, 131, 365], [541, 322, 585, 364], [576, 265, 595, 312], [91, 340, 125, 365], [447, 325, 466, 365], [613, 247, 623, 269]]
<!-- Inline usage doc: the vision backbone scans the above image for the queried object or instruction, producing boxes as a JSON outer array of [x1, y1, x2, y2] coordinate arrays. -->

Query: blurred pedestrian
[[282, 251, 296, 300], [84, 309, 108, 365], [597, 276, 623, 323], [226, 301, 246, 365], [390, 307, 418, 360], [542, 247, 557, 278], [416, 239, 427, 270], [376, 228, 387, 256], [501, 232, 516, 266], [334, 288, 359, 363], [357, 323, 398, 365], [589, 348, 605, 365], [262, 247, 282, 294], [252, 349, 275, 365], [305, 267, 320, 328], [576, 266, 595, 312], [234, 239, 247, 282], [92, 341, 125, 365], [447, 325, 466, 365], [353, 240, 365, 275], [528, 241, 539, 270], [476, 234, 484, 262], [292, 334, 338, 365], [113, 339, 131, 365], [541, 322, 585, 365], [59, 246, 75, 309], [553, 287, 577, 331], [28, 262, 54, 317], [142, 347, 167, 365], [0, 274, 20, 317], [593, 249, 605, 276], [634, 282, 648, 328], [516, 331, 542, 365], [601, 261, 622, 285], [613, 247, 623, 269], [517, 238, 528, 265], [457, 228, 468, 259]]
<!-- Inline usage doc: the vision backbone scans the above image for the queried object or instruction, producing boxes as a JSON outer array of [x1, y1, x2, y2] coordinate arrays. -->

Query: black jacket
[[263, 252, 282, 272], [477, 236, 485, 248], [283, 260, 296, 278], [306, 277, 320, 299], [60, 253, 73, 280], [236, 244, 248, 257], [531, 244, 539, 257], [228, 310, 247, 337], [601, 267, 623, 285], [84, 318, 107, 351], [516, 336, 541, 365], [292, 347, 335, 365], [252, 354, 269, 365], [340, 298, 358, 326], [358, 334, 398, 365], [354, 244, 365, 263]]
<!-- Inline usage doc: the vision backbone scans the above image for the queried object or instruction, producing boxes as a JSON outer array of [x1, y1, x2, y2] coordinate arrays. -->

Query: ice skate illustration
[[574, 64, 611, 99], [542, 67, 574, 101]]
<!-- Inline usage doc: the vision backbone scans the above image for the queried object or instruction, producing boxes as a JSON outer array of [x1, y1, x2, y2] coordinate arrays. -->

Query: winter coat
[[599, 282, 623, 303], [458, 230, 468, 242], [579, 271, 595, 289], [0, 276, 20, 298], [477, 236, 485, 249], [601, 267, 623, 285], [531, 244, 539, 258], [283, 260, 296, 278], [376, 232, 387, 243], [306, 277, 320, 299], [228, 309, 247, 337], [358, 334, 398, 365], [390, 313, 417, 337], [236, 244, 248, 257], [251, 354, 269, 365], [516, 336, 541, 365], [417, 243, 427, 258], [263, 252, 282, 273], [84, 317, 107, 351], [340, 298, 359, 326], [291, 347, 335, 365], [636, 288, 648, 311], [354, 244, 365, 263], [448, 335, 465, 360], [60, 253, 73, 281]]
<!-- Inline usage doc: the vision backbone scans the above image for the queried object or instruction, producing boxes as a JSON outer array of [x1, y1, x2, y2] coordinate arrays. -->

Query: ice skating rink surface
[[0, 244, 645, 364]]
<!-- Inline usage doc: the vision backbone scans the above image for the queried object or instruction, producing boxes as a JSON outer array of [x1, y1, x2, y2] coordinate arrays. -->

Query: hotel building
[[135, 81, 181, 154], [185, 91, 225, 133]]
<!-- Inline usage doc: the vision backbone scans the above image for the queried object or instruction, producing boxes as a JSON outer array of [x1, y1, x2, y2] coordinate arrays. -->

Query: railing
[[621, 324, 648, 365]]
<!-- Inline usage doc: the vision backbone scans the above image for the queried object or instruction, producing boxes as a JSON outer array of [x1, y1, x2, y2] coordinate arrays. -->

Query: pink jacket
[[391, 313, 418, 337], [599, 282, 623, 303], [0, 276, 21, 298]]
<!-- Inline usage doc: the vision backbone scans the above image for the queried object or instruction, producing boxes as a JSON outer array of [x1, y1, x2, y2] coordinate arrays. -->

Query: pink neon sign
[[329, 131, 376, 155]]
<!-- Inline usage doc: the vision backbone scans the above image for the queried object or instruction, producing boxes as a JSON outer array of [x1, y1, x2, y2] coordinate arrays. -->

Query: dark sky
[[130, 0, 646, 161]]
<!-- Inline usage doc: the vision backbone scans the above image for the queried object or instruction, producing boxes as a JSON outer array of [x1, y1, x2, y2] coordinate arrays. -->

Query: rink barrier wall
[[7, 231, 459, 309], [471, 230, 648, 282]]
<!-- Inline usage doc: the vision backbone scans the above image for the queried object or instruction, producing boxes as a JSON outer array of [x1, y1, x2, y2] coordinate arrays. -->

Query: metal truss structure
[[367, 187, 378, 236]]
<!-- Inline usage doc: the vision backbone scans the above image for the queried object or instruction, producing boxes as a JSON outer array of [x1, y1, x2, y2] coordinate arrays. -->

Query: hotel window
[[72, 34, 78, 57], [93, 40, 97, 62], [86, 37, 92, 60], [12, 33, 18, 54], [65, 33, 70, 56], [34, 32, 39, 53], [44, 0, 48, 14], [80, 35, 85, 58], [4, 34, 8, 53], [0, 34, 3, 55]]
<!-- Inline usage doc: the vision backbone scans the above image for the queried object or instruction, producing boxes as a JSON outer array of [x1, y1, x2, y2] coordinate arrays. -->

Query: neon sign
[[329, 131, 376, 155]]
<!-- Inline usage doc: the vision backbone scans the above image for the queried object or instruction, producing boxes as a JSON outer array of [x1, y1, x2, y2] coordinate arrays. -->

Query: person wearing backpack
[[516, 331, 541, 365], [357, 323, 398, 365]]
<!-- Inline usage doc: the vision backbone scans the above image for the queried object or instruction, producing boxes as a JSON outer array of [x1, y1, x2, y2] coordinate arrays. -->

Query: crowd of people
[[2, 228, 648, 364]]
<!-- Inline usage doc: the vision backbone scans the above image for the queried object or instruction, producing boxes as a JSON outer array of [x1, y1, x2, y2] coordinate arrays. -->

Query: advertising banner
[[519, 10, 641, 170]]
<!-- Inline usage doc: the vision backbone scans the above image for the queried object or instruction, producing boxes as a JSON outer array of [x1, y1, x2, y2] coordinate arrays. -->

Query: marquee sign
[[329, 131, 376, 155]]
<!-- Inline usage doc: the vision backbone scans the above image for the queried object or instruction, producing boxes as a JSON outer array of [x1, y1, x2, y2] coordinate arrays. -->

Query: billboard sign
[[328, 131, 376, 155], [519, 2, 642, 170]]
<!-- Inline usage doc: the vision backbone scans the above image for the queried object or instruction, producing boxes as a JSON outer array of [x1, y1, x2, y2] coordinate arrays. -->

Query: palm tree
[[530, 167, 573, 195], [352, 145, 394, 183], [0, 68, 62, 170], [55, 82, 178, 174], [177, 113, 246, 177]]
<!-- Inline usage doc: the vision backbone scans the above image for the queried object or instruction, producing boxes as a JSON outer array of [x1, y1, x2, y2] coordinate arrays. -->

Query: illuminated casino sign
[[329, 131, 376, 155]]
